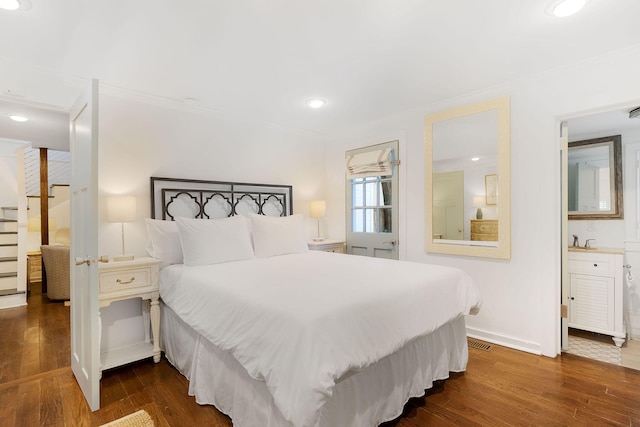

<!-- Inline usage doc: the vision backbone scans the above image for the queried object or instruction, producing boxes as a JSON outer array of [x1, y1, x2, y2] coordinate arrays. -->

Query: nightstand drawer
[[308, 240, 346, 253], [99, 267, 151, 293]]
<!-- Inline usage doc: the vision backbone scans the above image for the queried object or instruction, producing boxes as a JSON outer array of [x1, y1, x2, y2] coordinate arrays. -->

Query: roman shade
[[345, 148, 393, 178]]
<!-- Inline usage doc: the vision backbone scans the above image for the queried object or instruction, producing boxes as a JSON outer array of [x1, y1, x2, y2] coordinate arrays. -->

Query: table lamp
[[472, 196, 485, 219], [107, 196, 137, 261], [310, 200, 326, 241]]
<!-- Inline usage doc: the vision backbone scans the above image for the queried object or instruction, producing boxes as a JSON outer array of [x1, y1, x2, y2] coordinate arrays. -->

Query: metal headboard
[[150, 177, 293, 220]]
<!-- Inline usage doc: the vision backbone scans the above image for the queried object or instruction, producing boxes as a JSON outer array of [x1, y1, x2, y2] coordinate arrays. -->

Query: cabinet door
[[569, 273, 614, 332]]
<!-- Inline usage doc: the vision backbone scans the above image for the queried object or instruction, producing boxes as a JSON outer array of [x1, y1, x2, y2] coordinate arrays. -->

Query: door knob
[[383, 240, 398, 245], [75, 256, 97, 266]]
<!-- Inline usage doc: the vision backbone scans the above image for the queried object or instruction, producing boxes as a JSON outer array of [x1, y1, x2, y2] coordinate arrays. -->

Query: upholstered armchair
[[40, 245, 70, 301]]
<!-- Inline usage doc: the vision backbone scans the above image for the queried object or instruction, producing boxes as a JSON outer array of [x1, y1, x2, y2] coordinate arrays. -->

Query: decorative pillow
[[250, 214, 308, 258], [176, 216, 254, 266], [145, 218, 183, 267]]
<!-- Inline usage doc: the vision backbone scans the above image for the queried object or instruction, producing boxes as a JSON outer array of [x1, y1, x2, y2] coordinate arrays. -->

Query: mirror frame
[[425, 96, 511, 259], [567, 134, 623, 220]]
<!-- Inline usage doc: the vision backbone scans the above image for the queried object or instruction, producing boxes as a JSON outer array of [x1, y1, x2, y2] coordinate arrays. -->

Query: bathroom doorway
[[561, 104, 640, 369]]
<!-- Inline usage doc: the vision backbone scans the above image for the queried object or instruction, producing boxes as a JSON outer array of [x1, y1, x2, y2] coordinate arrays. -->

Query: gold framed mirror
[[568, 135, 623, 220], [425, 97, 511, 259]]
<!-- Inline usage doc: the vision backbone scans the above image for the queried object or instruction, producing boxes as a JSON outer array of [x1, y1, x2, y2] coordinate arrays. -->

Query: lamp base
[[112, 254, 135, 262]]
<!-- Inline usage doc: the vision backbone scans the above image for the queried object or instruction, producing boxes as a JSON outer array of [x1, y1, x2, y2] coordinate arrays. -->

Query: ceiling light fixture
[[0, 0, 32, 11], [550, 0, 587, 17], [305, 98, 326, 109], [0, 0, 19, 10], [9, 114, 28, 122]]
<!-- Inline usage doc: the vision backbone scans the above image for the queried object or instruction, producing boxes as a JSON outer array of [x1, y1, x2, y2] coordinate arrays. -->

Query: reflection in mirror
[[432, 109, 498, 242], [568, 135, 622, 219], [425, 97, 511, 259]]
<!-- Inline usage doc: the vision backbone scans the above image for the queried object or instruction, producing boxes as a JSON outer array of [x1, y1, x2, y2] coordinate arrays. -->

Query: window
[[350, 175, 392, 233]]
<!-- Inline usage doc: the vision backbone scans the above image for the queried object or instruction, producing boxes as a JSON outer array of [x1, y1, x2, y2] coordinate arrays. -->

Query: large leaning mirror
[[568, 135, 623, 220], [425, 97, 511, 259]]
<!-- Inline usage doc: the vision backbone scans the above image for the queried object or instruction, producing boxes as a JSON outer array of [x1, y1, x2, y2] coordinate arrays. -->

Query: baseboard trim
[[466, 327, 541, 355], [0, 292, 27, 310]]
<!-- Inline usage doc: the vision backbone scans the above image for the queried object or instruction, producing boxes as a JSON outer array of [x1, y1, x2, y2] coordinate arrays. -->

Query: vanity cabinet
[[567, 249, 625, 347]]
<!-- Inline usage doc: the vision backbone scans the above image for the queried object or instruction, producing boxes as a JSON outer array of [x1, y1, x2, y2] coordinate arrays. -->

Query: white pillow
[[176, 216, 254, 266], [145, 218, 183, 267], [250, 214, 308, 258]]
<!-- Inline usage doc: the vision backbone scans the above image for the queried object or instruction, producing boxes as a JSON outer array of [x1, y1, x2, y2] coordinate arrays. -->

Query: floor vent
[[468, 339, 492, 351]]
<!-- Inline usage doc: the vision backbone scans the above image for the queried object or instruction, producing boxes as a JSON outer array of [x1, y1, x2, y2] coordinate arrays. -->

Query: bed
[[148, 177, 481, 427]]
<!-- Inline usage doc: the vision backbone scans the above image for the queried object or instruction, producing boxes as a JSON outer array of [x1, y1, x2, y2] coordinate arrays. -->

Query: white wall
[[96, 92, 327, 348], [325, 45, 640, 357], [0, 141, 21, 209]]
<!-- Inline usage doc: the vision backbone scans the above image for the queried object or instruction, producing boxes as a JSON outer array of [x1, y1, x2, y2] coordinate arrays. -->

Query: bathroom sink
[[569, 246, 598, 251]]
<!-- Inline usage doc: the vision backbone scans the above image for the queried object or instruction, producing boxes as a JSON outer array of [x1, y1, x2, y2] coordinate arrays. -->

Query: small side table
[[308, 239, 346, 254], [98, 257, 161, 371], [27, 251, 42, 291]]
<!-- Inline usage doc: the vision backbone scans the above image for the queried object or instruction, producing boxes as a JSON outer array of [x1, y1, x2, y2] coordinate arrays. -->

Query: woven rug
[[100, 410, 154, 427], [567, 336, 622, 365]]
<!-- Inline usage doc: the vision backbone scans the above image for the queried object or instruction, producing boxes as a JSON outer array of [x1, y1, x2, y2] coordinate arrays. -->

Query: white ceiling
[[1, 0, 640, 146]]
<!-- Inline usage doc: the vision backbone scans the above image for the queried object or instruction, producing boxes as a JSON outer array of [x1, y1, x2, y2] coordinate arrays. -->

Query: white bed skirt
[[160, 302, 469, 427]]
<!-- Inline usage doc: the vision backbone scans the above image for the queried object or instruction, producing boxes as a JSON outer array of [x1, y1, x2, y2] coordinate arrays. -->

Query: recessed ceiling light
[[471, 157, 480, 162], [305, 98, 326, 109], [0, 0, 19, 10], [550, 0, 587, 17], [9, 114, 28, 122], [0, 0, 30, 11]]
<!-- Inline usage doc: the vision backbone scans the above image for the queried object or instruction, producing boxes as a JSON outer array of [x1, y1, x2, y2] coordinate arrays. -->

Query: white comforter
[[160, 251, 481, 427]]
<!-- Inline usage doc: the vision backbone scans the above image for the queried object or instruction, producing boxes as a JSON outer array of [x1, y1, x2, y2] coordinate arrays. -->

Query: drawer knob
[[116, 277, 135, 285], [593, 264, 597, 267]]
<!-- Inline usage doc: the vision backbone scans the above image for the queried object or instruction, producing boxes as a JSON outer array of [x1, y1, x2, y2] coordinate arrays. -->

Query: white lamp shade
[[472, 196, 485, 208], [107, 196, 137, 222], [309, 200, 326, 218]]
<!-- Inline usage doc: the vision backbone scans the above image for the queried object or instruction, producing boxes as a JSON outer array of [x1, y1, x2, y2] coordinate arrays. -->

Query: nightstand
[[308, 239, 346, 254], [98, 257, 161, 371]]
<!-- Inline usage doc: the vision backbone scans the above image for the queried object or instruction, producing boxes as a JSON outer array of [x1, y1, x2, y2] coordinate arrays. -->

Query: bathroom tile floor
[[567, 328, 640, 370]]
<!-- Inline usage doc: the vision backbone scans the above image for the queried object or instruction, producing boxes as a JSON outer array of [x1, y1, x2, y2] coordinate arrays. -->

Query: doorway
[[345, 140, 399, 259], [561, 105, 640, 369]]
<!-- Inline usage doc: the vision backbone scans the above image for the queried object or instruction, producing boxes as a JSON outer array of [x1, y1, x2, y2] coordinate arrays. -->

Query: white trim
[[0, 293, 27, 310], [466, 326, 541, 355]]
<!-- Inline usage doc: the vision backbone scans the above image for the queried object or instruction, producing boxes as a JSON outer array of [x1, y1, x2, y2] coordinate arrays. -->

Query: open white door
[[70, 79, 100, 410], [561, 121, 569, 352]]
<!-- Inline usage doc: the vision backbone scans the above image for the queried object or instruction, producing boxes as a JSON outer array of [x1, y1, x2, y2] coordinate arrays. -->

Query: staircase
[[0, 206, 20, 297]]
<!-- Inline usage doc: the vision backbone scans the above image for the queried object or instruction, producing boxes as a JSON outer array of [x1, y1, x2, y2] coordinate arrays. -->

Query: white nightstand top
[[307, 239, 344, 247], [99, 256, 161, 271]]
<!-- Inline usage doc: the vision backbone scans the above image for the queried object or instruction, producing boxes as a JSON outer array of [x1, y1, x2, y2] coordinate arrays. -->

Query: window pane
[[365, 182, 378, 206], [365, 209, 375, 232], [352, 182, 364, 206], [378, 208, 392, 233], [381, 181, 392, 206], [352, 209, 363, 232]]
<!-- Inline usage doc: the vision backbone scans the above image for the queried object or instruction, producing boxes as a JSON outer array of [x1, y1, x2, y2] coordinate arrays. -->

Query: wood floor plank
[[0, 384, 18, 427], [57, 370, 92, 427], [40, 374, 65, 427], [15, 380, 40, 427]]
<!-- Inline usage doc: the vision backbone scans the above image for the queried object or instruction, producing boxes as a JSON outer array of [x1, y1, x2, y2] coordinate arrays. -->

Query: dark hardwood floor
[[2, 285, 640, 426]]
